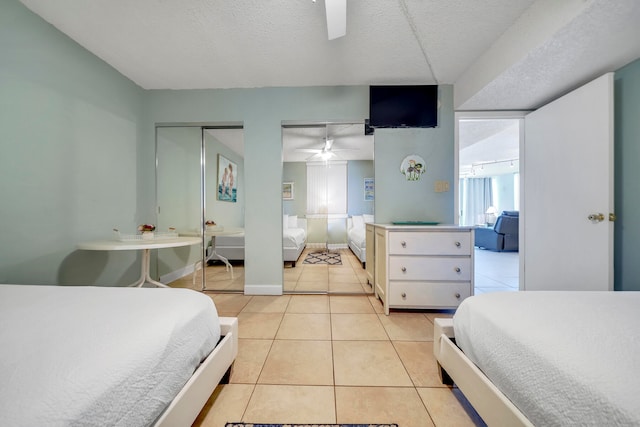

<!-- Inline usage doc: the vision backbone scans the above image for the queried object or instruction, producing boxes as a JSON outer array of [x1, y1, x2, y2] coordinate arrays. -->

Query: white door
[[523, 73, 614, 291]]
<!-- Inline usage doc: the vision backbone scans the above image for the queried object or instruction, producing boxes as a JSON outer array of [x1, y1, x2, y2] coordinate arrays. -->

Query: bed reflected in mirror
[[281, 122, 374, 294]]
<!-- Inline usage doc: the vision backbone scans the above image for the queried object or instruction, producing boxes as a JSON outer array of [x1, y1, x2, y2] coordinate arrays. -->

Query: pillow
[[283, 214, 289, 230], [351, 215, 365, 229], [288, 215, 298, 229], [363, 214, 374, 224]]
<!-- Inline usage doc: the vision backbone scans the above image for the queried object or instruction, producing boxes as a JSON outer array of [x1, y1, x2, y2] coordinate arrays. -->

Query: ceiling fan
[[296, 137, 354, 161], [315, 0, 346, 40]]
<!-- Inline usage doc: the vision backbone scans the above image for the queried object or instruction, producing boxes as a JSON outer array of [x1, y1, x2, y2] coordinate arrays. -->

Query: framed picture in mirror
[[217, 154, 237, 202], [282, 182, 294, 200]]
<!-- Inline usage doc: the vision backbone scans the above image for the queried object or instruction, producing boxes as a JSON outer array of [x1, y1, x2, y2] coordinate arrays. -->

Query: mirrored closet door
[[155, 124, 244, 292], [282, 122, 375, 294]]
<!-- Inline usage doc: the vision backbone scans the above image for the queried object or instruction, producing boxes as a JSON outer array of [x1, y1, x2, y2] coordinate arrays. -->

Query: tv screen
[[369, 85, 438, 128]]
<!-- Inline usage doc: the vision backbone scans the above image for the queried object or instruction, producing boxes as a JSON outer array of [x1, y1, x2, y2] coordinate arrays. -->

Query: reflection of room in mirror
[[282, 122, 374, 294], [154, 125, 246, 293]]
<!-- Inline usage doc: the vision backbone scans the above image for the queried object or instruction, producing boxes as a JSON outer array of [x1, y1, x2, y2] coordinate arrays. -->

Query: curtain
[[306, 161, 347, 215], [460, 177, 493, 226], [307, 161, 347, 249]]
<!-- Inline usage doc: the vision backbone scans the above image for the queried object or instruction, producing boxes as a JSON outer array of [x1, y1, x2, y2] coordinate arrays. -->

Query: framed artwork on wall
[[282, 182, 294, 200], [217, 154, 237, 202], [364, 178, 374, 201]]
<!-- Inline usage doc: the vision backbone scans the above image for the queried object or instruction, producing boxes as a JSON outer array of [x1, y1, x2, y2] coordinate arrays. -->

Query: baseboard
[[160, 264, 196, 284], [328, 243, 348, 250], [244, 284, 283, 295], [308, 243, 348, 250]]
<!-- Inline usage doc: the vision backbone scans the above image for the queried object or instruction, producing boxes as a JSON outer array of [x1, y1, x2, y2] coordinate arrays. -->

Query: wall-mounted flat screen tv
[[369, 85, 438, 128]]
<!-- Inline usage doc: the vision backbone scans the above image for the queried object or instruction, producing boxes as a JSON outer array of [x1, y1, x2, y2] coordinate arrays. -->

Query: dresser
[[372, 224, 474, 315]]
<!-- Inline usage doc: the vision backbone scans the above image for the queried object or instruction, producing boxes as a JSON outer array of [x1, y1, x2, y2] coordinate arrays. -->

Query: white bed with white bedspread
[[347, 214, 373, 267], [434, 291, 640, 426], [215, 216, 307, 266], [0, 284, 238, 427]]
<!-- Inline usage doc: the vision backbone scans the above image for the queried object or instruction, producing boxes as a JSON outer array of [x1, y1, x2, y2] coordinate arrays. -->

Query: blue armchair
[[475, 211, 519, 252]]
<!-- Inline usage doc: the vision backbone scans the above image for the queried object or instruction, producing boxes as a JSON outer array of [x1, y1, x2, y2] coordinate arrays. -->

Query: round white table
[[77, 236, 201, 288]]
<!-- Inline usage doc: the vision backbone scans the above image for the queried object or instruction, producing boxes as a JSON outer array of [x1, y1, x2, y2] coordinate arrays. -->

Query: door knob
[[587, 213, 605, 222]]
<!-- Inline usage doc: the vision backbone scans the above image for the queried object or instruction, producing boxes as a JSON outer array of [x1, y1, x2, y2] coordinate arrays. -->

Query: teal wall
[[614, 58, 640, 291], [348, 160, 374, 215], [282, 162, 307, 216], [204, 132, 245, 228], [7, 0, 637, 292], [374, 86, 456, 224], [0, 0, 149, 286]]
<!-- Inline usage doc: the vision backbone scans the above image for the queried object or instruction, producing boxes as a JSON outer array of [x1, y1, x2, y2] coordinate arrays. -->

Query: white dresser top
[[372, 223, 475, 232]]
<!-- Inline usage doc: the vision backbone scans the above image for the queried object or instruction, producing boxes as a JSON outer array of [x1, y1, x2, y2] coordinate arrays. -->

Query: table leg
[[131, 249, 168, 288], [205, 236, 234, 279]]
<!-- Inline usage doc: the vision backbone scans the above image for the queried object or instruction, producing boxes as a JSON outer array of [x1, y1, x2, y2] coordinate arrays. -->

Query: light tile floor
[[167, 247, 518, 426], [473, 248, 519, 294], [184, 247, 372, 294], [182, 292, 487, 427]]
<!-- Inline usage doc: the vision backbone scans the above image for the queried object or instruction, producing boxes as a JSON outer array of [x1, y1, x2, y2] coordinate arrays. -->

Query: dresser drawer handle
[[455, 241, 461, 247], [401, 267, 407, 273], [401, 292, 407, 298], [455, 293, 461, 299], [454, 267, 461, 273], [401, 241, 407, 248]]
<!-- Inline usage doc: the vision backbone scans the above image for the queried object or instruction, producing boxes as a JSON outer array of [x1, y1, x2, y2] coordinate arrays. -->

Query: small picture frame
[[282, 182, 294, 200], [364, 178, 374, 201]]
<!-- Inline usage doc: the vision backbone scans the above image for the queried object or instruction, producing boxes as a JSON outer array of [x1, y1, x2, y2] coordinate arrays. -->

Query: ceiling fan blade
[[296, 148, 322, 153], [325, 0, 346, 40]]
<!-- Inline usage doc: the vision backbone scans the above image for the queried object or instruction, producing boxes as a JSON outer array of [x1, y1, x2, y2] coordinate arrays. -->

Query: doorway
[[456, 112, 525, 294]]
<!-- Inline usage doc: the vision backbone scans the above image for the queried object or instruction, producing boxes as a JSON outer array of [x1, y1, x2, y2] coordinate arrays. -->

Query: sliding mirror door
[[282, 122, 374, 294], [156, 127, 203, 287], [155, 125, 244, 292], [202, 127, 245, 292]]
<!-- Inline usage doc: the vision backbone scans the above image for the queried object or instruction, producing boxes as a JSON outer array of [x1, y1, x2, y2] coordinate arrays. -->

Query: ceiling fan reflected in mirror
[[296, 138, 355, 161]]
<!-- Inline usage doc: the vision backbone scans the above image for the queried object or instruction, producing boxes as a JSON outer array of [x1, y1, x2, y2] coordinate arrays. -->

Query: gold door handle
[[588, 213, 605, 222]]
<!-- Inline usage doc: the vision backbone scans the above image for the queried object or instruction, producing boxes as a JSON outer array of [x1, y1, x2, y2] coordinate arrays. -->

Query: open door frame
[[454, 111, 529, 290]]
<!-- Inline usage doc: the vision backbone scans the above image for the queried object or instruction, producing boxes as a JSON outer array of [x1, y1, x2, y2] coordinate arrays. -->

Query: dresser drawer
[[389, 256, 471, 281], [388, 282, 471, 307], [389, 231, 471, 256]]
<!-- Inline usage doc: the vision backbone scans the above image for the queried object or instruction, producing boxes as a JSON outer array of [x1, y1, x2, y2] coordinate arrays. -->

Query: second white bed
[[452, 291, 640, 426]]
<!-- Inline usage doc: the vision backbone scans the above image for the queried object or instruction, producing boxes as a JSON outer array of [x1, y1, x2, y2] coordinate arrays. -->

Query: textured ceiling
[[19, 0, 640, 110], [18, 0, 640, 168], [19, 0, 533, 91]]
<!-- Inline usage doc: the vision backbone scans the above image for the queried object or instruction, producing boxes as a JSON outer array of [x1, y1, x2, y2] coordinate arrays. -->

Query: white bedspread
[[454, 291, 640, 427], [0, 285, 221, 427], [284, 227, 306, 248], [348, 227, 366, 248]]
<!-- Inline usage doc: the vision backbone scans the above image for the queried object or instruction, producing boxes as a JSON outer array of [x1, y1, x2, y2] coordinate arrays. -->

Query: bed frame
[[154, 316, 238, 427], [433, 318, 533, 427]]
